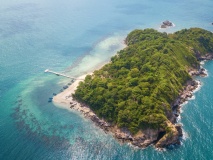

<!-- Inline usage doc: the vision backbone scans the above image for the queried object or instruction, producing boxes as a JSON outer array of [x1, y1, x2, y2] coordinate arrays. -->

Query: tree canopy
[[73, 28, 213, 134]]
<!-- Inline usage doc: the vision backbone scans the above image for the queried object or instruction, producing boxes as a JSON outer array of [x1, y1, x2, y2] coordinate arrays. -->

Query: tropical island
[[53, 28, 213, 149]]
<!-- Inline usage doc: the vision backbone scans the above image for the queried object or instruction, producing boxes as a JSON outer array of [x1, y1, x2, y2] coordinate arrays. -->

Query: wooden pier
[[44, 69, 83, 80]]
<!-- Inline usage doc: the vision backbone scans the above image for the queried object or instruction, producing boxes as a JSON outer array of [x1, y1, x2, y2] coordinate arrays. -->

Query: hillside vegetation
[[73, 28, 213, 134]]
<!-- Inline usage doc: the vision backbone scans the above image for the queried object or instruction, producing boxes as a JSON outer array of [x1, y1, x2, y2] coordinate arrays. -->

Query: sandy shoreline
[[53, 74, 87, 107], [52, 61, 111, 117], [53, 74, 94, 114]]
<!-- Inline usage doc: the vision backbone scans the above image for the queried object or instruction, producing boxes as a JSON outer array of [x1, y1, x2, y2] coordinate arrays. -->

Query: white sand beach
[[52, 73, 96, 116]]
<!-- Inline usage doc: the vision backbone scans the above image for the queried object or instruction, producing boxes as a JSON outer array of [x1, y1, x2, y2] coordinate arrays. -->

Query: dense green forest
[[73, 28, 213, 134]]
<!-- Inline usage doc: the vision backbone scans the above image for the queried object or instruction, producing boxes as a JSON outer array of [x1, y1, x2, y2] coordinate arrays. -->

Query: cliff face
[[114, 127, 160, 148], [90, 116, 183, 148], [114, 126, 174, 148], [155, 122, 182, 148], [87, 112, 182, 148]]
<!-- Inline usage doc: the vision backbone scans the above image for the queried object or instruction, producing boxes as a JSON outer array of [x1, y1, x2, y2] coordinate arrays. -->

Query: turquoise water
[[0, 0, 213, 159]]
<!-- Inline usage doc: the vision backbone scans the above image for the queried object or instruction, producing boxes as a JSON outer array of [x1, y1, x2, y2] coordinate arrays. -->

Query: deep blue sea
[[0, 0, 213, 159]]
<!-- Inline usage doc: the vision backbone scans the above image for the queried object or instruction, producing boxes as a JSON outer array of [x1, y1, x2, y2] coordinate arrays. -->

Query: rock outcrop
[[113, 122, 183, 149], [155, 122, 181, 148], [161, 20, 174, 28], [192, 48, 213, 61], [172, 80, 199, 118]]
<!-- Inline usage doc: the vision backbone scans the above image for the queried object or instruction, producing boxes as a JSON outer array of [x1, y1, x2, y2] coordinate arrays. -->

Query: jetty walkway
[[44, 69, 83, 80]]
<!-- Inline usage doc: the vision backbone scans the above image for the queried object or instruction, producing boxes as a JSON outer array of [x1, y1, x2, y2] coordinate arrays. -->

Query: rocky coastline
[[69, 79, 198, 149], [70, 96, 184, 148]]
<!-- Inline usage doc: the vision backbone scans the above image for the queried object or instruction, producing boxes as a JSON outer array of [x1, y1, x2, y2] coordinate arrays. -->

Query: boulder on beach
[[63, 85, 68, 89]]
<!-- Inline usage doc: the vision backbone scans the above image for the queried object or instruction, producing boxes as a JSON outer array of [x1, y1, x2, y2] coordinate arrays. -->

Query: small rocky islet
[[160, 20, 174, 28]]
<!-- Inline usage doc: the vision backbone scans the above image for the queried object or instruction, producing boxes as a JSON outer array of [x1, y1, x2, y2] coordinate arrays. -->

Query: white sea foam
[[200, 60, 206, 65], [181, 100, 189, 107], [154, 146, 166, 152], [180, 80, 202, 109], [182, 130, 189, 140], [193, 80, 202, 93], [189, 95, 195, 100], [176, 115, 181, 122], [200, 61, 209, 76], [203, 68, 209, 77]]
